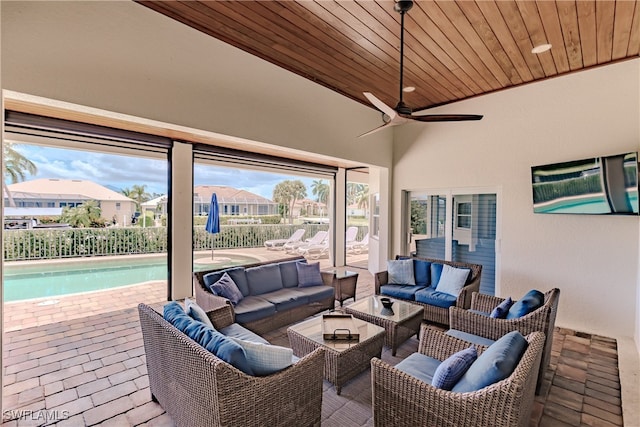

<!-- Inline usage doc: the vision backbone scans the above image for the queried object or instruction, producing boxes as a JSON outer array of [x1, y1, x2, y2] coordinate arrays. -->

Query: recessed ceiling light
[[403, 86, 415, 93], [531, 43, 552, 54]]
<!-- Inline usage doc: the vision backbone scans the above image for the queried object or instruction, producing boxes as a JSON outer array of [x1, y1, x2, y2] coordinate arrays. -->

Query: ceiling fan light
[[531, 43, 552, 54], [403, 86, 415, 92]]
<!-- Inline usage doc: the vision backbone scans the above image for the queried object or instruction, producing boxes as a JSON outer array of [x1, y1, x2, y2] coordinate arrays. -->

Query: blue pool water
[[3, 255, 256, 302]]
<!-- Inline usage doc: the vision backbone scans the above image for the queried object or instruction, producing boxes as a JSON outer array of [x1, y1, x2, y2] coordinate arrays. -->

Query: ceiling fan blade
[[358, 121, 399, 138], [363, 92, 397, 120], [409, 113, 483, 122]]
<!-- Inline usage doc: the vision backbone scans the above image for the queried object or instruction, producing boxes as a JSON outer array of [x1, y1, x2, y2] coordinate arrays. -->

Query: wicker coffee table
[[345, 296, 424, 356], [287, 315, 385, 395]]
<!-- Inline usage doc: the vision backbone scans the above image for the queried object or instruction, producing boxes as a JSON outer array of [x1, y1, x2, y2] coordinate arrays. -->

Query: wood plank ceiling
[[137, 1, 640, 114]]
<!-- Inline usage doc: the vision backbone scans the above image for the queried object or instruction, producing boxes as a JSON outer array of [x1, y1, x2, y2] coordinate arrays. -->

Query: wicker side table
[[287, 316, 385, 395], [321, 269, 358, 307]]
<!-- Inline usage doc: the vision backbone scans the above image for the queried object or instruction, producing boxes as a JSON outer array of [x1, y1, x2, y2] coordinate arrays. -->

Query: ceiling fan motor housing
[[394, 1, 414, 14]]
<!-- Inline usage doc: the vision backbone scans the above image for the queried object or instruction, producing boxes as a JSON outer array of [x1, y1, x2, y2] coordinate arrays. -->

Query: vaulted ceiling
[[137, 1, 640, 114]]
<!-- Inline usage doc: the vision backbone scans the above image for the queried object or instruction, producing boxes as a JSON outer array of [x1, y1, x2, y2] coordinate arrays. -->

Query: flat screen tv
[[531, 152, 639, 215]]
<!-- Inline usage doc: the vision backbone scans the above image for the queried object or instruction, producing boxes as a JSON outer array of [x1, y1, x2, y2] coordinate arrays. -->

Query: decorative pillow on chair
[[387, 259, 416, 285], [490, 297, 513, 319], [297, 262, 324, 287], [431, 346, 477, 390], [434, 264, 470, 297], [185, 297, 215, 329], [506, 289, 544, 319], [210, 273, 244, 306], [229, 337, 294, 376]]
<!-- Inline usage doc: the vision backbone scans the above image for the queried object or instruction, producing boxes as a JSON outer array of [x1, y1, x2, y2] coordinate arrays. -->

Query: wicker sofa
[[138, 303, 325, 427], [371, 325, 545, 427], [374, 256, 482, 325], [193, 256, 335, 335]]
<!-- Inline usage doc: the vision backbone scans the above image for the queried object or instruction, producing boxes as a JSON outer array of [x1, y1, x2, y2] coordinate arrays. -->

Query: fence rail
[[2, 224, 365, 262]]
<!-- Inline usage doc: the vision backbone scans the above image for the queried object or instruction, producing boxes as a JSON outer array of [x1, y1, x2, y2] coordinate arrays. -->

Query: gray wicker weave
[[371, 325, 545, 427], [193, 256, 335, 335], [374, 256, 482, 326], [449, 288, 560, 394], [138, 303, 325, 427], [288, 316, 385, 395]]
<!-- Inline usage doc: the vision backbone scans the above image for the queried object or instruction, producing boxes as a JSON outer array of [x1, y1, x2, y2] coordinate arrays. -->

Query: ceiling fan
[[359, 0, 483, 138]]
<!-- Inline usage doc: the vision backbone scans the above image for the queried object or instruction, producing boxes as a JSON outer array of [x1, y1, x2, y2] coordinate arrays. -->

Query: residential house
[[193, 185, 278, 216]]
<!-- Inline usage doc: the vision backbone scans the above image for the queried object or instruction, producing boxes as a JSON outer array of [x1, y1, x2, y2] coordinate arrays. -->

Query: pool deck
[[2, 248, 638, 426]]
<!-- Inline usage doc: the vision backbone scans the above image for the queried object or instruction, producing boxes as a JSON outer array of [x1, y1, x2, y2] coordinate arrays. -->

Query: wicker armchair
[[138, 303, 325, 427], [374, 256, 482, 325], [371, 325, 545, 427], [449, 288, 560, 394]]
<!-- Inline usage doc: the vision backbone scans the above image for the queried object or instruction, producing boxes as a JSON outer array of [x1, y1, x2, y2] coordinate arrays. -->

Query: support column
[[170, 141, 193, 300]]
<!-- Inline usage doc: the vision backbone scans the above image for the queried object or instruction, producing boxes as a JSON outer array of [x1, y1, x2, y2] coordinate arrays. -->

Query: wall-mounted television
[[531, 152, 639, 215]]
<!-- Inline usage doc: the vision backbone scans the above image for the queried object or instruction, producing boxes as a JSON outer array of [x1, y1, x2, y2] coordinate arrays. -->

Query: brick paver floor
[[1, 249, 631, 426]]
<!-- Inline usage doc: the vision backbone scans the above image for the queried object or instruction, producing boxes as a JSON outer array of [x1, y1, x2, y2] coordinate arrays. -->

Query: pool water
[[3, 255, 257, 302]]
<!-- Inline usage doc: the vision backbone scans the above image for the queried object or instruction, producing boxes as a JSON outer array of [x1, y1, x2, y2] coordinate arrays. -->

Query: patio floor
[[1, 248, 635, 426]]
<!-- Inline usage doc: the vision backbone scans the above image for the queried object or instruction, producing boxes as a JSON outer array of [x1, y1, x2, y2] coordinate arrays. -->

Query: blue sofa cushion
[[296, 262, 324, 287], [431, 346, 477, 390], [293, 285, 334, 303], [490, 297, 514, 318], [452, 331, 528, 393], [430, 263, 444, 287], [203, 267, 250, 297], [185, 297, 214, 329], [434, 265, 470, 297], [210, 273, 244, 306], [380, 284, 426, 300], [233, 296, 277, 324], [506, 290, 545, 319], [394, 352, 441, 385], [387, 259, 416, 285], [414, 288, 457, 309], [446, 329, 496, 347], [413, 259, 431, 287], [279, 260, 302, 288], [246, 264, 284, 295], [229, 338, 293, 376], [199, 327, 254, 375], [219, 323, 269, 345], [261, 288, 309, 312]]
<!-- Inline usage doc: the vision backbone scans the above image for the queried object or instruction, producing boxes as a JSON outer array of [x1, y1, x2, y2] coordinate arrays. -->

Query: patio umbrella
[[205, 193, 220, 259]]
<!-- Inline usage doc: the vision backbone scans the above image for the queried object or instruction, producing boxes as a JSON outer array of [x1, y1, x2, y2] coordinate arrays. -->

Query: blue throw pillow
[[210, 272, 244, 306], [413, 259, 431, 287], [430, 263, 444, 287], [199, 328, 254, 375], [387, 259, 415, 285], [452, 331, 528, 393], [506, 290, 544, 319], [490, 297, 514, 319], [297, 262, 324, 287], [431, 346, 477, 390]]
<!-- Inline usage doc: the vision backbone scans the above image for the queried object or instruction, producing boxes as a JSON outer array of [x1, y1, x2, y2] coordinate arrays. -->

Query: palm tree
[[3, 143, 37, 207], [273, 180, 307, 224], [311, 179, 330, 214], [123, 184, 150, 212], [61, 200, 104, 228]]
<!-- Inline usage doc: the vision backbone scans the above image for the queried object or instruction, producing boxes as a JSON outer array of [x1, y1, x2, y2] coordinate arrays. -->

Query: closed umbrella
[[205, 193, 220, 259]]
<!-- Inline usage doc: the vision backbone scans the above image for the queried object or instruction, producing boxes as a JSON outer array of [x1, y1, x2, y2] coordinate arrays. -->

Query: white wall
[[393, 59, 640, 340]]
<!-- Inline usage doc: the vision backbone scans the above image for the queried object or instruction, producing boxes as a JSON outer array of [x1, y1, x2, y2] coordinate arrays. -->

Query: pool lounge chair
[[298, 240, 330, 260], [264, 228, 305, 250], [346, 232, 369, 254], [284, 230, 327, 254], [345, 226, 358, 244]]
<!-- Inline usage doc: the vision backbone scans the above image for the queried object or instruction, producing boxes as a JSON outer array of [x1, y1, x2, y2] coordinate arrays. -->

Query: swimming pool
[[3, 254, 259, 302]]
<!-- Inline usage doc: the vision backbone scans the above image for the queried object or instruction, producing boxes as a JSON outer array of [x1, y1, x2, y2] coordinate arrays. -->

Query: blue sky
[[12, 144, 320, 200]]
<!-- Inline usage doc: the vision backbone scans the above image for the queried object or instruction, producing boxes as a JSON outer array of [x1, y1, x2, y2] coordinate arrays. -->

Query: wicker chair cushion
[[279, 260, 303, 288], [387, 259, 416, 285], [431, 346, 477, 390], [210, 273, 244, 306], [219, 323, 270, 344], [434, 265, 470, 297], [293, 285, 335, 303], [445, 329, 495, 347], [430, 263, 444, 286], [229, 337, 294, 376], [262, 288, 310, 311], [506, 290, 545, 319], [490, 296, 514, 318], [394, 352, 441, 384], [163, 301, 191, 329], [414, 288, 457, 308], [380, 284, 426, 300], [234, 296, 277, 323], [452, 330, 527, 393], [203, 266, 250, 296], [246, 263, 284, 295], [413, 259, 431, 287], [185, 298, 214, 329], [296, 262, 324, 287]]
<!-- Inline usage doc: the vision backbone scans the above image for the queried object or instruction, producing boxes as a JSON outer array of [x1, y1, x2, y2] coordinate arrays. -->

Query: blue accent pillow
[[430, 263, 444, 287], [490, 297, 513, 319], [387, 259, 416, 285], [434, 264, 470, 297], [199, 327, 254, 375], [506, 290, 544, 319], [185, 297, 214, 329], [452, 331, 527, 393], [297, 262, 324, 287], [210, 273, 244, 306], [431, 346, 477, 390], [413, 259, 431, 287], [229, 337, 294, 376]]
